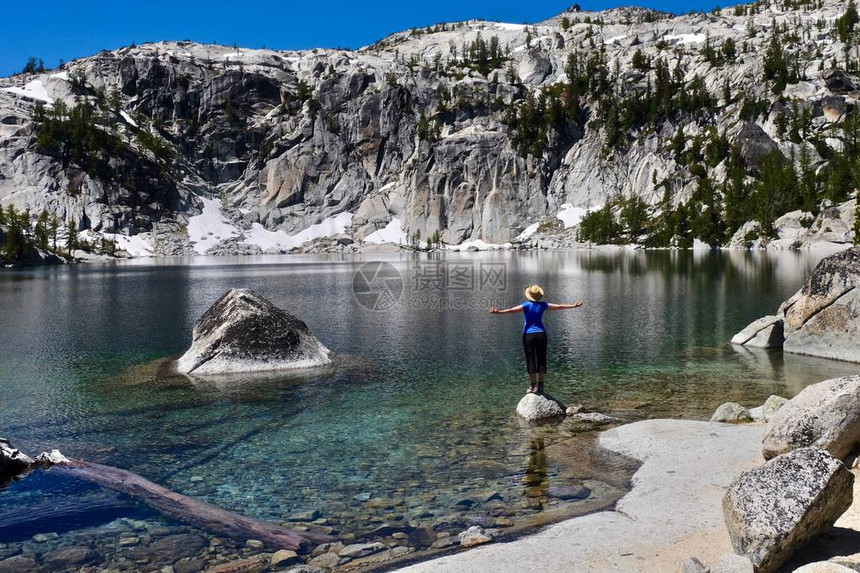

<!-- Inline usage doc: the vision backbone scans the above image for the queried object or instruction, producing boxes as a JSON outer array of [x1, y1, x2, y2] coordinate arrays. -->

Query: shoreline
[[397, 419, 767, 573], [395, 415, 860, 572], [2, 240, 854, 270]]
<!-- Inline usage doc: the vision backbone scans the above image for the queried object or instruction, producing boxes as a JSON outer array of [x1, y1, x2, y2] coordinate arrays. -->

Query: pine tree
[[853, 199, 860, 245], [690, 176, 725, 246], [670, 127, 686, 164], [505, 61, 519, 84], [836, 0, 859, 43], [722, 147, 750, 237], [296, 80, 312, 102], [620, 197, 648, 238], [578, 204, 621, 244], [721, 37, 737, 62], [431, 229, 442, 249], [35, 210, 50, 250], [22, 57, 37, 75], [753, 150, 798, 235], [631, 49, 650, 71], [763, 27, 792, 93], [66, 218, 78, 255], [49, 215, 59, 251], [109, 88, 122, 114], [2, 205, 26, 262], [797, 144, 818, 213]]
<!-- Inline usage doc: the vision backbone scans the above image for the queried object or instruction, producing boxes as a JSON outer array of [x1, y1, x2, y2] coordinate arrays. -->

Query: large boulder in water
[[762, 375, 860, 460], [722, 447, 853, 573], [782, 247, 860, 362], [731, 247, 860, 362], [176, 288, 331, 375], [516, 393, 566, 423], [730, 315, 783, 349]]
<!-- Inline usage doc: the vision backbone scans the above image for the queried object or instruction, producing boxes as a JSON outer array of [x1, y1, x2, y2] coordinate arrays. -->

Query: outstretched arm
[[489, 304, 523, 315], [548, 300, 583, 310]]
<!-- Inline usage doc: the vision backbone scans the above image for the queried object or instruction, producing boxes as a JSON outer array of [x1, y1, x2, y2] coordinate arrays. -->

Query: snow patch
[[286, 212, 353, 245], [494, 22, 526, 31], [665, 33, 707, 44], [79, 230, 155, 257], [242, 212, 354, 251], [364, 218, 408, 245], [108, 234, 154, 257], [241, 223, 293, 251], [604, 34, 627, 45], [447, 239, 512, 251], [516, 222, 540, 241], [1, 80, 53, 104], [557, 204, 597, 228], [50, 71, 70, 80], [187, 197, 240, 255], [119, 110, 138, 128]]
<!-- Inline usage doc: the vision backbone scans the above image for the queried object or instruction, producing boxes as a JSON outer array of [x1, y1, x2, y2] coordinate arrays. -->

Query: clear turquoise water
[[0, 249, 857, 569]]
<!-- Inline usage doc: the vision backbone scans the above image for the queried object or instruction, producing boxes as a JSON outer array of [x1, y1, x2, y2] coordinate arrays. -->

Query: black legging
[[522, 332, 548, 374]]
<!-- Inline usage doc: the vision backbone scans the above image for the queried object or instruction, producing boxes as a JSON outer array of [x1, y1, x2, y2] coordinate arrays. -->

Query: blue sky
[[1, 0, 727, 77]]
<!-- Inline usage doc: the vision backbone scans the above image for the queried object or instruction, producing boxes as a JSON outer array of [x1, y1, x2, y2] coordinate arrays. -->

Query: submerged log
[[0, 442, 331, 551]]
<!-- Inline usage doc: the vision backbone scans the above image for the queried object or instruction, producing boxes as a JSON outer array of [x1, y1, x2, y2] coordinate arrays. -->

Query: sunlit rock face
[[0, 0, 856, 253]]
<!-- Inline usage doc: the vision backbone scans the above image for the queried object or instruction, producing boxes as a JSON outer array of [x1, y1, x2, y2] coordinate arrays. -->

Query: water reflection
[[524, 437, 548, 499]]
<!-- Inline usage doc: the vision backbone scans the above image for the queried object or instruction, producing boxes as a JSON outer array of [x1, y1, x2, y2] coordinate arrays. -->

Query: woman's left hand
[[572, 300, 583, 308]]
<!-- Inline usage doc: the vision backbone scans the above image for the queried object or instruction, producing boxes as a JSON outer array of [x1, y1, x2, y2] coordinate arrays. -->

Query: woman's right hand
[[489, 307, 500, 314]]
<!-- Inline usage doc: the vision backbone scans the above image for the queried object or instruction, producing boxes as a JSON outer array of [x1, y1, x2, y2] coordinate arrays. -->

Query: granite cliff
[[0, 0, 857, 255]]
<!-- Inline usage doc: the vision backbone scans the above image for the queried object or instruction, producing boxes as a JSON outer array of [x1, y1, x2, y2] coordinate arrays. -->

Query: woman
[[490, 285, 583, 395]]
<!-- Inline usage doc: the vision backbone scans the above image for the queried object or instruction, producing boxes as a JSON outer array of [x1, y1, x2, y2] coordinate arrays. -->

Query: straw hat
[[524, 284, 544, 302]]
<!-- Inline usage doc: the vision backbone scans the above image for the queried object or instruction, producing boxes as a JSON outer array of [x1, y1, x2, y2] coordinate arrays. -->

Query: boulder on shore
[[731, 247, 860, 362], [710, 402, 753, 424], [713, 553, 754, 573], [176, 288, 331, 375], [516, 393, 566, 423], [722, 447, 853, 573], [762, 375, 860, 460], [458, 526, 492, 548], [761, 395, 788, 423]]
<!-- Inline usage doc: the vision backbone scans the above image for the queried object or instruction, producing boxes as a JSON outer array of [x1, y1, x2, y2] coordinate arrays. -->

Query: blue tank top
[[522, 300, 548, 334]]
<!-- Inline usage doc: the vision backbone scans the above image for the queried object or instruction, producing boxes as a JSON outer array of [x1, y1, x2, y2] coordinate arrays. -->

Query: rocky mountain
[[0, 0, 858, 255]]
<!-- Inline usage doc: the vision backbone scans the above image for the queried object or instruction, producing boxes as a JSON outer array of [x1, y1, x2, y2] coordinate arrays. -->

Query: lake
[[0, 249, 856, 571]]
